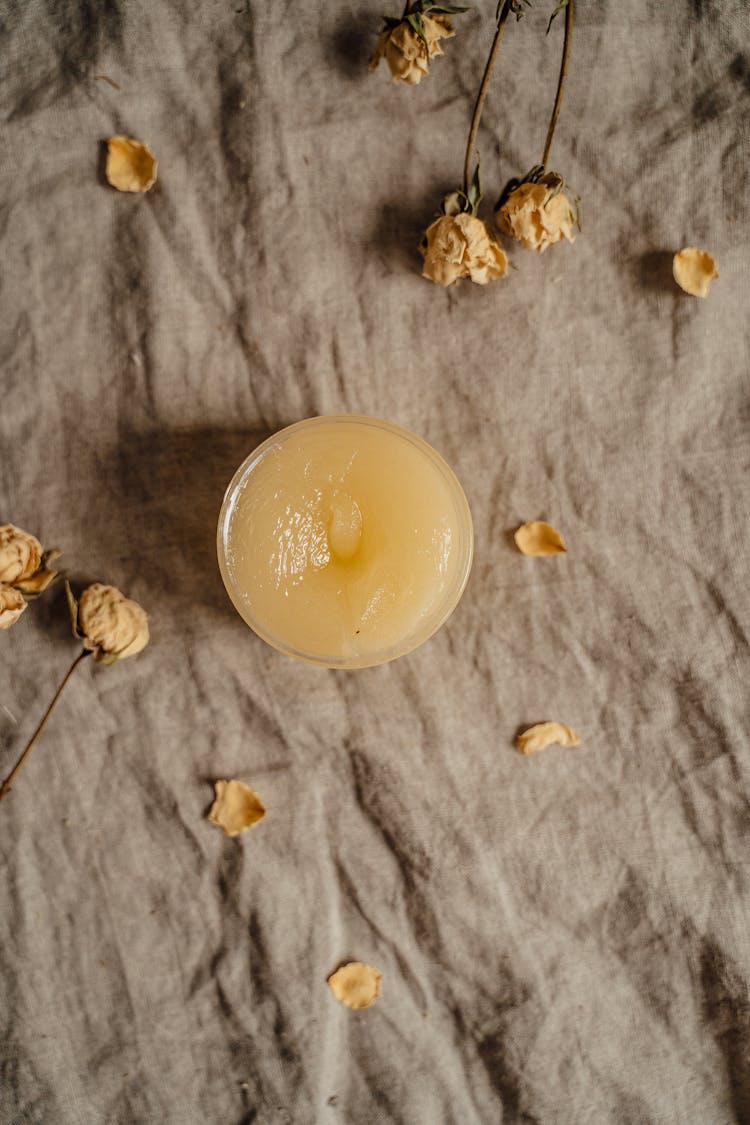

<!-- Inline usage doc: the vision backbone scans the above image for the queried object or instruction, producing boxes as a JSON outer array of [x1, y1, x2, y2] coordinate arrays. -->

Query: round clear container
[[217, 414, 473, 668]]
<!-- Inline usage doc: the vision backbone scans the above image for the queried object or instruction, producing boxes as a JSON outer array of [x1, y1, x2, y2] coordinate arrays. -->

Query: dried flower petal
[[16, 550, 61, 597], [76, 583, 149, 663], [370, 14, 454, 85], [497, 180, 576, 253], [421, 213, 508, 287], [208, 779, 266, 837], [327, 962, 382, 1009], [672, 248, 719, 298], [514, 521, 567, 556], [0, 586, 27, 630], [106, 136, 158, 193], [516, 722, 580, 755]]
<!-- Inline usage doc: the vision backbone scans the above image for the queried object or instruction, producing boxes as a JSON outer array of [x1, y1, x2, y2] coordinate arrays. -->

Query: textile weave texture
[[1, 1, 749, 1122]]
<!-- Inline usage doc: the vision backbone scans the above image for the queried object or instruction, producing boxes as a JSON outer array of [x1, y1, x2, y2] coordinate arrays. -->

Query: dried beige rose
[[514, 521, 567, 556], [0, 524, 41, 586], [497, 180, 576, 253], [672, 248, 719, 298], [327, 962, 382, 1009], [0, 524, 60, 596], [75, 582, 149, 663], [516, 722, 580, 755], [106, 136, 158, 193], [370, 14, 454, 85], [0, 586, 27, 630], [208, 779, 266, 837], [422, 213, 508, 287]]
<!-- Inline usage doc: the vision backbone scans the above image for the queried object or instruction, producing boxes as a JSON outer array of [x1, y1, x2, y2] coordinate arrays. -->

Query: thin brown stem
[[0, 650, 90, 802], [541, 0, 573, 167], [462, 0, 512, 195]]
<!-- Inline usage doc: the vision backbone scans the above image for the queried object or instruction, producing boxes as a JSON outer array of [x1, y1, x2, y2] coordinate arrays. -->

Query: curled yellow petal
[[0, 586, 27, 629], [106, 136, 157, 193], [327, 962, 382, 1009], [208, 779, 266, 837], [672, 248, 718, 297], [516, 722, 580, 756], [514, 521, 567, 556]]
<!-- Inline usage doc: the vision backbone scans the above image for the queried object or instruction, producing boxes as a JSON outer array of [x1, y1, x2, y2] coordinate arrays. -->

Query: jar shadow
[[111, 424, 275, 620]]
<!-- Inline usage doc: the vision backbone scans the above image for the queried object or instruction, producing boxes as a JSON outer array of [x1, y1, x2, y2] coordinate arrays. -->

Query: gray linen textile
[[2, 1, 750, 1122]]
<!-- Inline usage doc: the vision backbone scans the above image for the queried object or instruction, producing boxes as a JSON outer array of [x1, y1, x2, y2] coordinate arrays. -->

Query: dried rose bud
[[0, 586, 27, 630], [421, 213, 508, 287], [72, 583, 149, 663], [496, 174, 577, 253], [370, 10, 457, 86], [0, 524, 59, 596]]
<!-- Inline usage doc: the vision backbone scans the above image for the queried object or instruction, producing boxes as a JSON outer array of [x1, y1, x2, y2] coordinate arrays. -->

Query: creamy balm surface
[[218, 416, 473, 667]]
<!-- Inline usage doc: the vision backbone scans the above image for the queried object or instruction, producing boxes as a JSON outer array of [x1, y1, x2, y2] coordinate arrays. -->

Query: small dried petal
[[15, 549, 61, 597], [327, 962, 382, 1009], [208, 779, 266, 837], [77, 583, 149, 662], [0, 586, 27, 630], [422, 14, 455, 58], [0, 525, 43, 586], [516, 722, 580, 755], [106, 136, 158, 193], [672, 248, 719, 298], [514, 521, 567, 556]]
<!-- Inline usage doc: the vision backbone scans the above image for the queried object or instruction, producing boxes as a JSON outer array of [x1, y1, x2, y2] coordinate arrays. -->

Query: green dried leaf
[[467, 162, 482, 213], [406, 11, 428, 41], [442, 189, 469, 216], [546, 0, 568, 33], [571, 190, 582, 231], [508, 0, 532, 20], [65, 580, 80, 638], [424, 4, 470, 13]]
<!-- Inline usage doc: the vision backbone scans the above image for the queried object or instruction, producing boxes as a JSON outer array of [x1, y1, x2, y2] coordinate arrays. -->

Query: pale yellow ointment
[[218, 416, 473, 667]]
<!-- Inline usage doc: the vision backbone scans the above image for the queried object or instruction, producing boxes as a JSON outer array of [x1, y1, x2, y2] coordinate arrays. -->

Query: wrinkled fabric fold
[[1, 1, 749, 1122]]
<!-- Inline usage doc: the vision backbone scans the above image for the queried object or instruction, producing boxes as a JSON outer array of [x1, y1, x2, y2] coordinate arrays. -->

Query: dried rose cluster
[[371, 0, 579, 287], [0, 523, 148, 657], [0, 521, 148, 801]]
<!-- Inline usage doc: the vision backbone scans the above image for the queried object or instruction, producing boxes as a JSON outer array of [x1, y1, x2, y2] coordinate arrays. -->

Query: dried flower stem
[[462, 0, 512, 194], [0, 650, 90, 802], [541, 0, 573, 167]]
